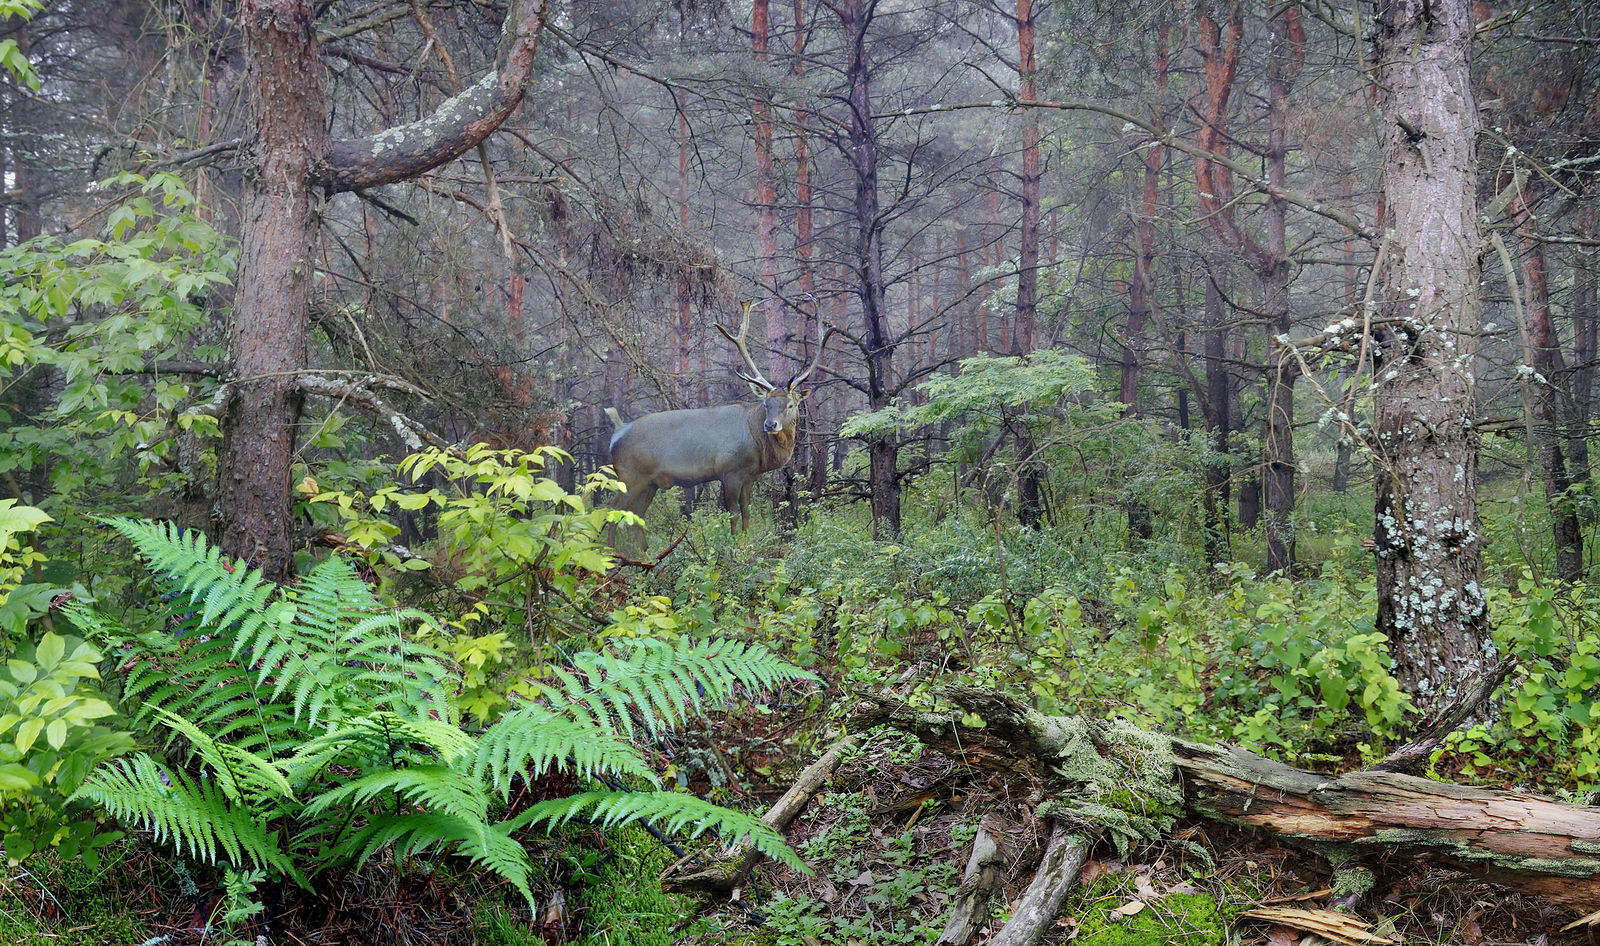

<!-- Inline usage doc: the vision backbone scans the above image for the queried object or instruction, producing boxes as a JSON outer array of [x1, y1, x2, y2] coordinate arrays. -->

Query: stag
[[606, 304, 831, 539]]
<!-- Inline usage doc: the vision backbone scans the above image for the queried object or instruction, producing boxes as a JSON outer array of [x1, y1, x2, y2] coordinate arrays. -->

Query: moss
[[577, 827, 701, 946], [1070, 885, 1229, 946], [1331, 866, 1376, 902], [1038, 716, 1184, 858], [0, 850, 153, 946]]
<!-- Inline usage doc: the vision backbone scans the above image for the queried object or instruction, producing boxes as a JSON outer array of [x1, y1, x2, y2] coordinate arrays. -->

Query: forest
[[1, 0, 1599, 943]]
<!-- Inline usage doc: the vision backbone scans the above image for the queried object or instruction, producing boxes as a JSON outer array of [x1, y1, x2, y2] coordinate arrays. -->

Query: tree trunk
[[1015, 0, 1039, 356], [839, 0, 900, 538], [219, 0, 327, 580], [1013, 0, 1044, 529], [1261, 4, 1303, 575], [1511, 184, 1582, 579], [1372, 0, 1493, 710], [1203, 266, 1231, 563], [216, 0, 549, 578], [1571, 259, 1596, 518]]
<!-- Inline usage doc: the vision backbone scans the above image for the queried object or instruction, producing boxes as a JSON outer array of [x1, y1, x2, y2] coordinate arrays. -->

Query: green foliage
[[1435, 574, 1600, 791], [572, 826, 704, 946], [0, 1, 42, 90], [0, 503, 132, 866], [977, 563, 1413, 757], [308, 444, 625, 708], [757, 784, 960, 946], [0, 172, 233, 527], [69, 519, 809, 910], [844, 349, 1104, 442]]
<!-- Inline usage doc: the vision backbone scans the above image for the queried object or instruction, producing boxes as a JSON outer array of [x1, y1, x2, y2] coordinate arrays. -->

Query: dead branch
[[986, 822, 1092, 946], [936, 816, 1012, 946], [663, 733, 863, 895]]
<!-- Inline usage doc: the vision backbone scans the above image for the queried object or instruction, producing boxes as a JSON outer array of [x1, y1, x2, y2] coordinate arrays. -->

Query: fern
[[71, 518, 814, 908], [506, 790, 806, 871], [74, 754, 304, 884], [538, 637, 815, 737]]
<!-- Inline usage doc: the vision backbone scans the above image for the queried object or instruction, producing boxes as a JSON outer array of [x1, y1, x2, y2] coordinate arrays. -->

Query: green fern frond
[[145, 706, 295, 805], [504, 789, 807, 872], [321, 812, 533, 906], [71, 754, 304, 884], [287, 713, 477, 784], [473, 708, 659, 797], [544, 637, 814, 736], [303, 765, 490, 827]]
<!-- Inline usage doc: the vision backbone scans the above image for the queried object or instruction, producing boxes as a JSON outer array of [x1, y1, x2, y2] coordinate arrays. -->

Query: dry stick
[[936, 817, 1009, 946], [1367, 654, 1515, 772], [662, 733, 863, 895], [986, 822, 1092, 946]]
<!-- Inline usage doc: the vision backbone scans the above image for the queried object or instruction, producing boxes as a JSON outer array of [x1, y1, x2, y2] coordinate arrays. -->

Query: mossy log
[[936, 817, 1010, 946], [854, 687, 1600, 911]]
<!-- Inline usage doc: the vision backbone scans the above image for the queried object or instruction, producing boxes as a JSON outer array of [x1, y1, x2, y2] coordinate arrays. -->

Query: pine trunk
[[1372, 0, 1493, 710]]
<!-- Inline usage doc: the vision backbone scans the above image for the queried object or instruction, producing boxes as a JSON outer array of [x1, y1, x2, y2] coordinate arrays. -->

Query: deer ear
[[745, 378, 772, 397], [794, 388, 811, 402]]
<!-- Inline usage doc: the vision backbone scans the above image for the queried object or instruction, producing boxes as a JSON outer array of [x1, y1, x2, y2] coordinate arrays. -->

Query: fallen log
[[855, 686, 1600, 911], [935, 816, 1010, 946], [985, 822, 1091, 946]]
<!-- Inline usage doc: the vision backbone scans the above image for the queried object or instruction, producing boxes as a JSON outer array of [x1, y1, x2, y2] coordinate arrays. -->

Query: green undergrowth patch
[[1066, 874, 1234, 946], [0, 848, 155, 945], [576, 826, 702, 946]]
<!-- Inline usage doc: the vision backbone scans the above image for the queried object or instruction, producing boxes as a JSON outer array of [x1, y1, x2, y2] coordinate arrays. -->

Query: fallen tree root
[[935, 816, 1010, 946], [855, 686, 1600, 911], [662, 733, 863, 894]]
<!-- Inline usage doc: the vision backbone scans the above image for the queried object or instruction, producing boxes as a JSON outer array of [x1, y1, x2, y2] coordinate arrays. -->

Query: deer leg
[[738, 478, 756, 532], [719, 475, 744, 531], [608, 478, 656, 553]]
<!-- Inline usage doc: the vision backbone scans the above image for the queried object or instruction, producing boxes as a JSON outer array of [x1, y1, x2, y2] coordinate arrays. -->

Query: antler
[[715, 299, 777, 392], [787, 319, 834, 391]]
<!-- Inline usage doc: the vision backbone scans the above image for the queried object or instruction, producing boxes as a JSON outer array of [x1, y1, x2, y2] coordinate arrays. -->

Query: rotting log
[[663, 733, 862, 894], [936, 816, 1010, 946], [985, 822, 1091, 946], [854, 687, 1600, 911]]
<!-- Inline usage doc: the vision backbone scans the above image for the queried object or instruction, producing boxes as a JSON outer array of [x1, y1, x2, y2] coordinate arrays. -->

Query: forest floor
[[668, 718, 1589, 946], [0, 705, 1591, 946]]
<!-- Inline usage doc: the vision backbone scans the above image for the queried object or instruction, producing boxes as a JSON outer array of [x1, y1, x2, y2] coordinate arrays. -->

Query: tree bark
[[1261, 3, 1304, 575], [935, 817, 1008, 946], [1511, 184, 1582, 579], [986, 823, 1090, 946], [1371, 0, 1493, 710], [1013, 0, 1045, 529], [217, 0, 549, 578], [1569, 258, 1596, 517], [1203, 266, 1231, 563], [220, 0, 329, 579], [838, 0, 900, 538]]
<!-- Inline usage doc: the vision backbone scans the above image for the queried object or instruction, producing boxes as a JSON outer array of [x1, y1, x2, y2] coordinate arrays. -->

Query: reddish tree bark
[[1193, 1, 1301, 574], [1511, 184, 1583, 579]]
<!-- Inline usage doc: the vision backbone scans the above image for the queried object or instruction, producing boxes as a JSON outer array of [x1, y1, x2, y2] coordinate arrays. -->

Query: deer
[[605, 302, 832, 544]]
